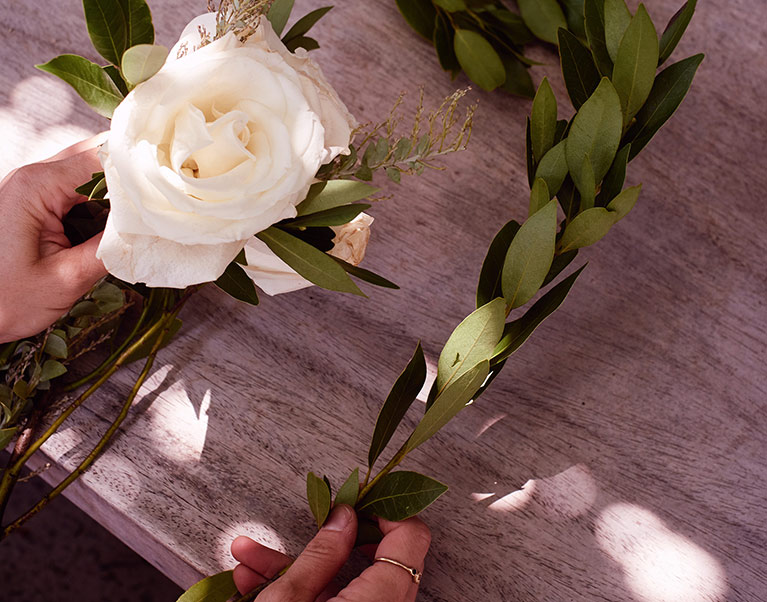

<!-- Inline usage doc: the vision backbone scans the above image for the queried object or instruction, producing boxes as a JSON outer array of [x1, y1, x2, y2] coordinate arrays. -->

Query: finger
[[231, 536, 291, 580], [41, 232, 107, 300], [233, 564, 268, 595], [41, 132, 109, 162], [259, 505, 357, 602], [336, 516, 431, 602]]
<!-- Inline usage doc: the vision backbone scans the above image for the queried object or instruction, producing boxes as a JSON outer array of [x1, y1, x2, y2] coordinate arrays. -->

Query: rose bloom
[[243, 213, 373, 295], [97, 13, 356, 288]]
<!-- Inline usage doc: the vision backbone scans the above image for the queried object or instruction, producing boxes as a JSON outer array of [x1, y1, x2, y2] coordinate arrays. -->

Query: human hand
[[0, 136, 109, 343], [231, 506, 431, 602]]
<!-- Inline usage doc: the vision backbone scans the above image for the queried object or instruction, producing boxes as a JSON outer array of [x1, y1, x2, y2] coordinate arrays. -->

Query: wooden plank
[[3, 0, 767, 600]]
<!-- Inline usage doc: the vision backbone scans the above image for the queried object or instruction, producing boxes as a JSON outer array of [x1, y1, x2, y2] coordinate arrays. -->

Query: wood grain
[[1, 0, 766, 600]]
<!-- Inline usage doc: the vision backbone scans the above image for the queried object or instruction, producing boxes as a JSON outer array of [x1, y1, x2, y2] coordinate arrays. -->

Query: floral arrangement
[[0, 0, 702, 600]]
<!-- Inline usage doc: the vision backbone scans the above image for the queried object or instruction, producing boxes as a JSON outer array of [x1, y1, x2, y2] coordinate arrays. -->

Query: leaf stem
[[358, 442, 409, 501]]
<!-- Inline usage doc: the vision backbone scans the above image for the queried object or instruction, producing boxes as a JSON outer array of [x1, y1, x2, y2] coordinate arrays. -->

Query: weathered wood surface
[[2, 0, 766, 600]]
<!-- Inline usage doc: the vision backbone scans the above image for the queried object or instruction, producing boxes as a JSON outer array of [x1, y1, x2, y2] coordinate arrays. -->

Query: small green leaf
[[285, 36, 320, 53], [525, 117, 535, 187], [121, 44, 168, 86], [175, 570, 238, 602], [75, 172, 106, 198], [408, 361, 489, 453], [434, 0, 466, 11], [584, 0, 613, 75], [476, 220, 521, 308], [606, 183, 642, 219], [368, 343, 427, 468], [453, 29, 505, 92], [492, 265, 586, 363], [502, 200, 557, 309], [430, 299, 505, 405], [531, 77, 558, 163], [257, 228, 363, 296], [104, 65, 129, 95], [500, 55, 535, 99], [92, 281, 125, 314], [534, 140, 568, 198], [12, 381, 28, 401], [624, 53, 704, 160], [542, 249, 579, 287], [267, 0, 295, 35], [44, 333, 68, 359], [306, 472, 332, 528], [604, 0, 633, 63], [529, 178, 550, 216], [659, 0, 697, 65], [558, 29, 601, 110], [577, 155, 596, 210], [395, 0, 437, 41], [83, 0, 154, 66], [358, 471, 448, 521], [282, 6, 333, 44], [612, 4, 659, 125], [331, 258, 399, 290], [566, 78, 623, 195], [355, 518, 384, 547], [0, 427, 17, 450], [215, 262, 259, 306], [40, 360, 67, 382], [596, 144, 631, 206], [283, 204, 370, 228], [334, 468, 360, 508], [561, 0, 587, 39], [433, 12, 459, 73], [297, 180, 379, 216], [517, 0, 568, 44], [36, 55, 123, 119]]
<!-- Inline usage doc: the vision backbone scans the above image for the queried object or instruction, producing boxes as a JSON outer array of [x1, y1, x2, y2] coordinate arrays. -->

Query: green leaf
[[283, 204, 370, 228], [612, 4, 659, 125], [584, 0, 613, 75], [103, 64, 129, 95], [334, 468, 360, 508], [44, 333, 68, 359], [624, 54, 704, 160], [36, 55, 123, 119], [492, 265, 586, 363], [215, 262, 259, 306], [561, 0, 586, 39], [92, 281, 125, 314], [500, 55, 535, 98], [534, 140, 568, 198], [75, 172, 106, 198], [40, 360, 67, 382], [332, 258, 399, 290], [395, 0, 437, 41], [257, 228, 363, 296], [453, 29, 505, 92], [596, 143, 631, 206], [368, 343, 427, 468], [517, 0, 568, 44], [476, 220, 521, 308], [434, 12, 459, 74], [121, 43, 167, 86], [431, 299, 505, 405], [565, 78, 623, 198], [559, 184, 640, 251], [176, 570, 238, 602], [525, 117, 535, 187], [577, 154, 596, 210], [282, 6, 333, 43], [306, 472, 332, 528], [83, 0, 154, 66], [285, 36, 320, 53], [542, 249, 579, 287], [529, 178, 550, 216], [531, 77, 557, 163], [1, 427, 17, 450], [558, 29, 601, 110], [296, 180, 379, 216], [408, 361, 489, 452], [358, 471, 448, 521], [659, 0, 697, 65], [502, 200, 557, 309], [604, 0, 633, 63], [434, 0, 466, 10], [267, 0, 295, 36], [355, 518, 384, 547]]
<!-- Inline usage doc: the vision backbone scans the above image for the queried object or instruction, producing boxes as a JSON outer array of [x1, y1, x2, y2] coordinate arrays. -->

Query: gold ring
[[374, 557, 422, 584]]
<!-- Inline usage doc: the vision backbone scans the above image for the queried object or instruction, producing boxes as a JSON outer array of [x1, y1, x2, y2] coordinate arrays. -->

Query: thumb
[[43, 232, 108, 299], [261, 505, 357, 602]]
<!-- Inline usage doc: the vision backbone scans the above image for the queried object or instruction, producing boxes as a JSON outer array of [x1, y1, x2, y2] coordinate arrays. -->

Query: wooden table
[[2, 0, 766, 600]]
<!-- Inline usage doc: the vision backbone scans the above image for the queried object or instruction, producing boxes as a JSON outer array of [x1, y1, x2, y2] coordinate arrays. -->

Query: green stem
[[358, 442, 409, 501], [62, 289, 159, 392], [233, 565, 291, 602], [1, 306, 182, 539]]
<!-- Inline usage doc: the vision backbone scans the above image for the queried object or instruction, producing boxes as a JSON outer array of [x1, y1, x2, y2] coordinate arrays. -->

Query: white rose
[[242, 213, 374, 296], [97, 14, 356, 288]]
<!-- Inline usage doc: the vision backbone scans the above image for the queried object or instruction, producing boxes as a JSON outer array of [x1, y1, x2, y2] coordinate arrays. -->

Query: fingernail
[[323, 505, 352, 532]]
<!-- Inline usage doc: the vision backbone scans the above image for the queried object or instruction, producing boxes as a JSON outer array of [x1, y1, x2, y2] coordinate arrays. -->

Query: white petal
[[241, 237, 313, 296]]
